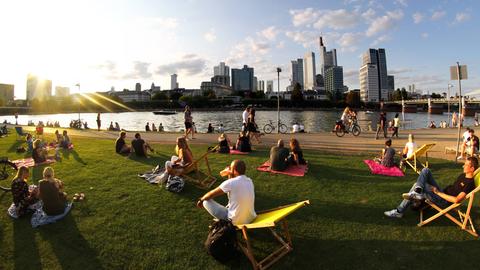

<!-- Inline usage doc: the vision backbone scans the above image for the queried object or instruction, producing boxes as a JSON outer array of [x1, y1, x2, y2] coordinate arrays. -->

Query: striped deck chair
[[405, 143, 435, 174], [180, 147, 218, 189], [418, 168, 480, 237], [236, 200, 310, 270]]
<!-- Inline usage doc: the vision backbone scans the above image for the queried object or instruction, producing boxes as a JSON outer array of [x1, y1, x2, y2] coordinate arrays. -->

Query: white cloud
[[412, 12, 424, 24], [371, 35, 391, 46], [258, 26, 279, 41], [122, 61, 152, 79], [156, 54, 207, 76], [366, 10, 404, 37], [454, 12, 471, 23], [421, 32, 429, 39], [285, 30, 317, 48], [276, 41, 285, 49], [431, 10, 446, 21], [204, 28, 216, 42], [313, 9, 361, 30], [289, 8, 319, 27], [337, 32, 363, 52], [362, 8, 376, 21], [395, 0, 408, 7]]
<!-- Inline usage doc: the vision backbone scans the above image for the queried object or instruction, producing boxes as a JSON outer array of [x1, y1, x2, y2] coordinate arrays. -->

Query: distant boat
[[153, 110, 176, 115], [365, 111, 374, 114]]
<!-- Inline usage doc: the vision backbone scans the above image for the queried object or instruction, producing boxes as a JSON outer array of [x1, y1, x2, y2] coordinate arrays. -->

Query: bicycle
[[335, 119, 361, 137], [263, 120, 288, 134], [0, 157, 17, 191]]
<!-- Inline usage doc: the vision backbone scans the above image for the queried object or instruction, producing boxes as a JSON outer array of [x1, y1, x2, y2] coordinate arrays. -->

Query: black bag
[[204, 219, 238, 262]]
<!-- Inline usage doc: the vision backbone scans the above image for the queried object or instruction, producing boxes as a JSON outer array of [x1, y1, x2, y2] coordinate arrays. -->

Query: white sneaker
[[384, 209, 403, 218], [457, 156, 464, 160], [402, 191, 425, 201]]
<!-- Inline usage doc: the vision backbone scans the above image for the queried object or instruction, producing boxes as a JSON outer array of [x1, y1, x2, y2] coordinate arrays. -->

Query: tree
[[202, 90, 216, 99], [170, 92, 182, 101], [152, 92, 168, 100], [291, 82, 304, 102], [431, 92, 442, 98], [345, 91, 360, 108]]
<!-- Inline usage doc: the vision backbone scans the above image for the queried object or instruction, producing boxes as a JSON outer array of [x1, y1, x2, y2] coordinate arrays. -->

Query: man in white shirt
[[197, 160, 256, 225], [292, 122, 300, 133], [242, 105, 251, 130]]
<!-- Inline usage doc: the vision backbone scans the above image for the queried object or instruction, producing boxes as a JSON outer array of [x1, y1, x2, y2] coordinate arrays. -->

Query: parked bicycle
[[334, 119, 361, 137], [0, 157, 17, 191], [263, 120, 288, 134]]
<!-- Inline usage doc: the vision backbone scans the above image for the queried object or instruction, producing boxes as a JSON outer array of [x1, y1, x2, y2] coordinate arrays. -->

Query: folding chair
[[14, 126, 27, 141], [405, 143, 435, 174], [418, 169, 480, 237], [180, 148, 217, 189], [236, 200, 310, 270]]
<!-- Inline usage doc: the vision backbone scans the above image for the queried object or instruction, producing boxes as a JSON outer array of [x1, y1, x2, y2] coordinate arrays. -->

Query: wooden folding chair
[[418, 169, 480, 237], [15, 126, 27, 141], [235, 200, 310, 270], [180, 148, 217, 189], [405, 143, 435, 174]]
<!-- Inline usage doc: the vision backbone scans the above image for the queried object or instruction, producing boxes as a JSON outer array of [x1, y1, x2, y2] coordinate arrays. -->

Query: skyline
[[0, 0, 479, 99]]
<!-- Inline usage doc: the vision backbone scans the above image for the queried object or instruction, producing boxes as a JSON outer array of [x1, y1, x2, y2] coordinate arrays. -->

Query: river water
[[1, 110, 475, 133]]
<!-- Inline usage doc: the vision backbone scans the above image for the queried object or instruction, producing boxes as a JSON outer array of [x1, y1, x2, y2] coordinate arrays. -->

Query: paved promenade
[[13, 125, 468, 161]]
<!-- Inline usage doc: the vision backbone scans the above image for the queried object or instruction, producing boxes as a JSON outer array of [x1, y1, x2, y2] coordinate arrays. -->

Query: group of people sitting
[[11, 166, 68, 218], [214, 131, 252, 154], [26, 130, 71, 164], [458, 127, 479, 160], [145, 122, 164, 132], [269, 138, 307, 171], [45, 121, 61, 128], [115, 131, 154, 157], [375, 134, 417, 169], [108, 121, 122, 131], [292, 122, 305, 133]]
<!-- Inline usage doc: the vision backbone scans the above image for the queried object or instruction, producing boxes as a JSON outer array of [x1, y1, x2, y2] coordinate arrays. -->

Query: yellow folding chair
[[405, 143, 435, 174], [235, 200, 310, 270], [180, 148, 217, 189], [418, 169, 480, 237]]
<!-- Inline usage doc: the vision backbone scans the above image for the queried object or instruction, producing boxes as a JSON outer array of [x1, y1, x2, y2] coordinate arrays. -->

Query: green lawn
[[0, 131, 479, 270]]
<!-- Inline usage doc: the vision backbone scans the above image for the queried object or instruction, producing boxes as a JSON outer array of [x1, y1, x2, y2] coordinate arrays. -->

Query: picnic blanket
[[138, 165, 166, 184], [31, 202, 73, 228], [256, 161, 308, 177], [363, 160, 404, 177], [229, 149, 249, 155], [12, 158, 56, 168], [7, 200, 43, 219], [48, 143, 74, 150]]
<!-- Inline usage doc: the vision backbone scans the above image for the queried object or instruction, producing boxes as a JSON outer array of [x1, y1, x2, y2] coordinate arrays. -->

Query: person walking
[[96, 113, 101, 131], [391, 113, 400, 138], [375, 112, 387, 140], [184, 106, 194, 139]]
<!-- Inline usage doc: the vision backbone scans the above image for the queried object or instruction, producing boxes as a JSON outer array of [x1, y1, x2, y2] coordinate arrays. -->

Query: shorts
[[185, 122, 192, 129]]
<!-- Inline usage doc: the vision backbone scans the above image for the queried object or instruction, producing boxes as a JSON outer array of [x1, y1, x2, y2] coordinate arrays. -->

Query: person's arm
[[196, 187, 225, 208], [173, 149, 183, 165], [402, 145, 408, 155], [431, 187, 466, 203]]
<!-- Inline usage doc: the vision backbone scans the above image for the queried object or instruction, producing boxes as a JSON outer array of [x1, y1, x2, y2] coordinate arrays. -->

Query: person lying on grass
[[384, 157, 478, 218], [39, 167, 67, 216], [157, 137, 194, 182], [131, 133, 154, 157], [11, 166, 38, 217], [196, 160, 256, 225], [287, 138, 307, 166], [115, 131, 131, 154], [269, 139, 289, 171]]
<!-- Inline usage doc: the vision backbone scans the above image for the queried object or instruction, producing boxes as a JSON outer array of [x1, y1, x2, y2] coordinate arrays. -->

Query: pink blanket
[[229, 149, 249, 155], [12, 158, 56, 168], [256, 161, 308, 177], [363, 160, 404, 177]]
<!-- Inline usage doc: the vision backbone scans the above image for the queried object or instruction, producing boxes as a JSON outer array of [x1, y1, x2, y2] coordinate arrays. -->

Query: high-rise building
[[319, 36, 337, 76], [26, 74, 52, 101], [253, 76, 258, 92], [303, 52, 316, 90], [135, 82, 141, 91], [266, 80, 273, 93], [325, 66, 344, 99], [170, 74, 178, 90], [0, 83, 14, 104], [359, 64, 379, 102], [55, 86, 70, 97], [291, 58, 304, 89], [257, 80, 265, 92], [360, 48, 388, 102], [231, 65, 254, 92], [214, 62, 229, 77]]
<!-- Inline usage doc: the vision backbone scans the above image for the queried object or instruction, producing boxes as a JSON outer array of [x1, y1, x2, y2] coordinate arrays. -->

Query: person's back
[[381, 147, 396, 167], [39, 178, 66, 216], [218, 137, 230, 153], [270, 146, 289, 171], [32, 148, 46, 164], [405, 141, 417, 158], [219, 174, 256, 225], [115, 137, 126, 153], [237, 135, 251, 152], [131, 138, 146, 156], [292, 124, 300, 133]]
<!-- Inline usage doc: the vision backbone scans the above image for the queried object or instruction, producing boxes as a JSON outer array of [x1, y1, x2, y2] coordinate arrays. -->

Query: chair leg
[[240, 227, 259, 270]]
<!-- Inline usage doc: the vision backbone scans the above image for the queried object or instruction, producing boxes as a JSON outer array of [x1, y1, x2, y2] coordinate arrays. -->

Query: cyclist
[[335, 107, 351, 132]]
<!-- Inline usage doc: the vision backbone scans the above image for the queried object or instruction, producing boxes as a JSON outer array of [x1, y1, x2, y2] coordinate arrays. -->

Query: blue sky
[[0, 0, 479, 99]]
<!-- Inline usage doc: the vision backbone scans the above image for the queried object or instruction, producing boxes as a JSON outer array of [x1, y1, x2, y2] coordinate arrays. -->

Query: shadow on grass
[[37, 214, 104, 269], [7, 140, 23, 153], [127, 153, 168, 167], [14, 218, 42, 269], [62, 149, 87, 165]]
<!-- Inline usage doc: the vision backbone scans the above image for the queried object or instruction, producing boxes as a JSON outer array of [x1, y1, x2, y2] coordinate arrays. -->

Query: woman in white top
[[391, 113, 400, 138], [402, 134, 417, 159]]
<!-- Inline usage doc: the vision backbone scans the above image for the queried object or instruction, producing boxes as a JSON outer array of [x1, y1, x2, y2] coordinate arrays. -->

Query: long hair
[[177, 137, 190, 152], [290, 138, 301, 151], [43, 167, 54, 179], [14, 166, 29, 181]]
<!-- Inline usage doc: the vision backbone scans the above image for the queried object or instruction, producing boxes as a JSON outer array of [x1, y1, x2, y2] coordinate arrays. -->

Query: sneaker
[[384, 209, 403, 218], [402, 191, 425, 201], [457, 156, 464, 160]]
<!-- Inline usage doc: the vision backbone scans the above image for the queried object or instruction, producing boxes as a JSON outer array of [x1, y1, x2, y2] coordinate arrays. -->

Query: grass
[[0, 130, 479, 270]]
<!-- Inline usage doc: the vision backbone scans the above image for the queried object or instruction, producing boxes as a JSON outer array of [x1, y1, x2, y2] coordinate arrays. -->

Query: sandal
[[73, 193, 80, 202]]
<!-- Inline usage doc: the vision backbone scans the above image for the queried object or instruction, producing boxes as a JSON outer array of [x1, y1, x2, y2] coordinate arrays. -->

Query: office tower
[[55, 86, 70, 97], [359, 64, 379, 102], [291, 58, 304, 89], [214, 62, 229, 77], [135, 82, 141, 91], [0, 83, 14, 103], [319, 36, 337, 76], [303, 52, 316, 90], [231, 65, 254, 91], [253, 76, 258, 92], [26, 74, 52, 101], [266, 80, 273, 93], [325, 66, 344, 99], [360, 48, 388, 101], [257, 80, 265, 92], [170, 74, 178, 90]]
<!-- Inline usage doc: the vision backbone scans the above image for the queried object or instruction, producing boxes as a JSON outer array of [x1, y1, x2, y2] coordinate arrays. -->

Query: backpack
[[165, 175, 184, 193], [204, 219, 238, 262]]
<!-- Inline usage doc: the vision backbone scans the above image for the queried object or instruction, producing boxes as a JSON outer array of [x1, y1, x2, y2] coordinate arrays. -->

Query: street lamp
[[447, 83, 454, 127], [276, 67, 281, 133], [76, 83, 81, 127]]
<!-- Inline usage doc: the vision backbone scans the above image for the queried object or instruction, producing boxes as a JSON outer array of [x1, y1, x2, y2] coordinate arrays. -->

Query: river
[[1, 110, 475, 133]]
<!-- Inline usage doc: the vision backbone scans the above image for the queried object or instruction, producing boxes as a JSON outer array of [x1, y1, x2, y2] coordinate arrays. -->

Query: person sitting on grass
[[38, 167, 67, 216], [158, 123, 164, 132], [375, 139, 396, 168], [108, 122, 115, 131], [60, 130, 71, 149], [235, 130, 251, 152], [384, 157, 479, 218], [217, 133, 231, 154], [32, 139, 53, 164], [11, 166, 38, 217], [54, 130, 62, 145], [269, 139, 289, 171], [114, 122, 121, 131], [131, 133, 154, 157], [115, 131, 131, 154], [459, 128, 479, 160], [196, 160, 256, 225], [26, 133, 34, 152], [145, 122, 151, 132], [152, 123, 157, 132], [158, 137, 194, 182], [287, 138, 307, 166]]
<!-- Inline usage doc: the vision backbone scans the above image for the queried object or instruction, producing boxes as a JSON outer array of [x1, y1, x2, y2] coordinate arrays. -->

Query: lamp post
[[447, 83, 453, 127], [76, 83, 81, 127], [276, 67, 281, 133]]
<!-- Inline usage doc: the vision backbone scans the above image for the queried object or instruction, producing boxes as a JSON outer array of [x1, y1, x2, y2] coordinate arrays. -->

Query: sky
[[0, 0, 479, 99]]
